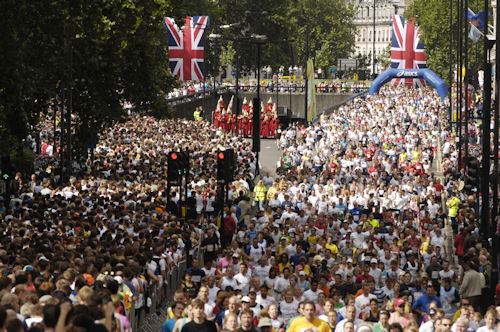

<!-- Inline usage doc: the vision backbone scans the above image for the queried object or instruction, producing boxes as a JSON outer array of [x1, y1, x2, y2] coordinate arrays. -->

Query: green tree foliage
[[0, 0, 178, 161], [206, 0, 356, 75], [377, 43, 392, 71], [405, 0, 483, 80], [288, 0, 357, 71]]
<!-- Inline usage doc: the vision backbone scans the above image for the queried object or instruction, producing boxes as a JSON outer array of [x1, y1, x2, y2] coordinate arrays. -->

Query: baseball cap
[[241, 296, 250, 303], [370, 258, 378, 264], [299, 271, 307, 276], [395, 298, 405, 306], [347, 258, 353, 263], [429, 308, 437, 316]]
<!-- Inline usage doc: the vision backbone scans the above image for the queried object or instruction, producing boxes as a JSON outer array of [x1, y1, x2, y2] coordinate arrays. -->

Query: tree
[[405, 0, 483, 80], [0, 0, 180, 163], [377, 43, 392, 71]]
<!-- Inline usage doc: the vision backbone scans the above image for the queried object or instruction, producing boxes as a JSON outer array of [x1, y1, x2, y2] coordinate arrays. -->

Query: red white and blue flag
[[163, 16, 209, 81], [391, 15, 427, 88]]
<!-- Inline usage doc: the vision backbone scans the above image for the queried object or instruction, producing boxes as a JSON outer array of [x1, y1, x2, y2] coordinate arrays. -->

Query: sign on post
[[337, 58, 359, 70]]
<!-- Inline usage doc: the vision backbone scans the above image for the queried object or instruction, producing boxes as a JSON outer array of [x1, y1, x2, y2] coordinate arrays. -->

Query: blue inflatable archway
[[369, 68, 448, 100]]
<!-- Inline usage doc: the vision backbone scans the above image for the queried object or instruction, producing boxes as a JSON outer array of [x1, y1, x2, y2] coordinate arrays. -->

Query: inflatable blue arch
[[369, 68, 448, 100]]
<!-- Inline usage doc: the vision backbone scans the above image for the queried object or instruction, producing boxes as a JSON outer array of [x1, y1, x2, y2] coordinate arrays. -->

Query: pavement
[[245, 138, 281, 176]]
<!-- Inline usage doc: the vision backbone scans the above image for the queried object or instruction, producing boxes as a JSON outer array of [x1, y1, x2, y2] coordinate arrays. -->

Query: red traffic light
[[218, 152, 225, 160], [170, 153, 178, 160]]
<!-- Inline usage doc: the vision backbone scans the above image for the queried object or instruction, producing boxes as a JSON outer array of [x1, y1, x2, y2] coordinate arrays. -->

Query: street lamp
[[373, 0, 377, 77]]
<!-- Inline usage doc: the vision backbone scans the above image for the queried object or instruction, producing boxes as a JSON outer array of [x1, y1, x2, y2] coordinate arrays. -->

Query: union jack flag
[[163, 16, 209, 81], [391, 15, 427, 88]]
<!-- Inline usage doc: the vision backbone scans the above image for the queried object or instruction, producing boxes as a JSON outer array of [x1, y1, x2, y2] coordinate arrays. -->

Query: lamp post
[[449, 0, 453, 126], [373, 0, 376, 77], [304, 11, 310, 124]]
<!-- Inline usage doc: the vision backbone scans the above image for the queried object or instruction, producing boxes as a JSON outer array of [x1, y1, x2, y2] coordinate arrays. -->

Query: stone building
[[351, 0, 410, 74]]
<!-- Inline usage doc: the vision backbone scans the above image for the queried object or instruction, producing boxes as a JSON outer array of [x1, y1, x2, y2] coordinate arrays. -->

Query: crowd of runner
[[0, 86, 499, 332], [159, 86, 499, 332]]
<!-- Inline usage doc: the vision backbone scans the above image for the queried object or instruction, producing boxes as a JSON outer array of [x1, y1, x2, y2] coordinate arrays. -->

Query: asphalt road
[[246, 138, 281, 176]]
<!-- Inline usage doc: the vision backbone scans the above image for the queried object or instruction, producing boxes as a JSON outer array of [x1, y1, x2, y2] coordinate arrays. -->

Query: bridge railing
[[167, 84, 369, 105]]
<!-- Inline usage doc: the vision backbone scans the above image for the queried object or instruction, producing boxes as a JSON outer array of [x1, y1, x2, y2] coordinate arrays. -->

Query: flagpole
[[480, 0, 491, 237], [493, 0, 500, 293], [464, 0, 470, 166], [449, 0, 453, 126], [304, 11, 310, 124], [373, 0, 376, 77], [458, 0, 464, 172]]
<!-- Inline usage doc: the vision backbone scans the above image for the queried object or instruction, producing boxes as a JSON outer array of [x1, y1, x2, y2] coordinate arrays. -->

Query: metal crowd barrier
[[127, 245, 204, 331]]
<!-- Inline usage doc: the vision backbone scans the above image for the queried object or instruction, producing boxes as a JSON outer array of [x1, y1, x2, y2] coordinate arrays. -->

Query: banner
[[307, 58, 317, 122], [390, 15, 427, 88], [163, 16, 209, 81]]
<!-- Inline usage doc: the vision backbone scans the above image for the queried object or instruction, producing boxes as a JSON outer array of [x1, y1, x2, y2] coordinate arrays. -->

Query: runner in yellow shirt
[[286, 302, 330, 332]]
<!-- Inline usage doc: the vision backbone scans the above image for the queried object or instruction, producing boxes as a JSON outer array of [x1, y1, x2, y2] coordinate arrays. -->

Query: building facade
[[351, 0, 410, 74]]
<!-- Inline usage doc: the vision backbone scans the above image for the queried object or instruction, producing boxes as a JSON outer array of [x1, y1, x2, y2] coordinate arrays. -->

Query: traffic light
[[1, 156, 13, 181], [217, 149, 234, 182], [465, 157, 480, 194], [167, 151, 189, 182]]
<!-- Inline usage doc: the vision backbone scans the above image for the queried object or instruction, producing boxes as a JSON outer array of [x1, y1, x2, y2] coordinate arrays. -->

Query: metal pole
[[276, 75, 279, 117], [235, 45, 239, 119], [449, 0, 453, 126], [304, 12, 309, 123], [289, 77, 292, 118], [458, 0, 463, 172], [480, 36, 491, 240], [373, 0, 376, 77], [256, 42, 262, 175], [464, 0, 469, 166], [53, 96, 57, 150], [59, 84, 65, 181], [493, 0, 500, 290], [67, 42, 72, 180]]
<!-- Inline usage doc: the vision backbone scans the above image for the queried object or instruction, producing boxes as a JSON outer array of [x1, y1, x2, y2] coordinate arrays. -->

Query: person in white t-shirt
[[355, 281, 377, 315], [234, 263, 252, 295], [303, 279, 323, 302]]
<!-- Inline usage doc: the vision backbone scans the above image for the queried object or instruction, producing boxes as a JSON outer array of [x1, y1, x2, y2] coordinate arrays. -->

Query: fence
[[128, 246, 202, 332]]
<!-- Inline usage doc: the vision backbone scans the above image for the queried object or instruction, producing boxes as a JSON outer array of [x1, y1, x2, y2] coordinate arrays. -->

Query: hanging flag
[[467, 9, 489, 43], [163, 16, 209, 81], [306, 58, 316, 122], [390, 15, 427, 88], [467, 9, 488, 30]]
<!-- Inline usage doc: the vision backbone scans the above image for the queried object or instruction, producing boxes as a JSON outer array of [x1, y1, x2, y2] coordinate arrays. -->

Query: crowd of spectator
[[0, 85, 499, 332], [0, 116, 256, 331]]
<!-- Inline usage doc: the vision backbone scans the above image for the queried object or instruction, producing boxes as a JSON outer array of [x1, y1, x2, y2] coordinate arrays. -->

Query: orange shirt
[[318, 285, 330, 297]]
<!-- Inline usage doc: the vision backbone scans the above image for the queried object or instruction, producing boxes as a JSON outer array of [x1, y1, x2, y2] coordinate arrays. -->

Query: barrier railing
[[127, 245, 204, 331]]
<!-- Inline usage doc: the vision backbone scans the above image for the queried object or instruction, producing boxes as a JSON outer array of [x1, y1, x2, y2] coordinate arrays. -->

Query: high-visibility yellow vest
[[254, 185, 266, 201], [446, 196, 460, 217], [266, 186, 277, 200], [193, 110, 202, 121]]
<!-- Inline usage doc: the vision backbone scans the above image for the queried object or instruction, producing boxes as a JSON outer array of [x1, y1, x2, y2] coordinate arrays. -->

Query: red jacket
[[454, 232, 466, 257], [223, 215, 237, 236]]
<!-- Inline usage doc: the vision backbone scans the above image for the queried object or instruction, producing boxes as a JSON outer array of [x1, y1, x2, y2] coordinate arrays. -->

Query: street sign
[[337, 58, 359, 70], [231, 70, 236, 77]]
